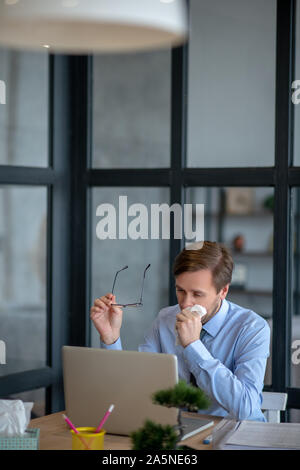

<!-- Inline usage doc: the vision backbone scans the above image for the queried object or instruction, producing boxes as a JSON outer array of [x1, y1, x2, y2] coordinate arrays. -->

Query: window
[[187, 0, 276, 167], [0, 49, 48, 167], [0, 186, 47, 376], [90, 187, 170, 350], [90, 49, 173, 349], [92, 50, 171, 169], [0, 51, 70, 415], [186, 187, 274, 316], [291, 188, 300, 393], [293, 0, 300, 166], [186, 187, 274, 386]]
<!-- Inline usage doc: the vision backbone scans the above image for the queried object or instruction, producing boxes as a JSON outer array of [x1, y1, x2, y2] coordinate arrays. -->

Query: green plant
[[152, 379, 210, 412], [130, 380, 211, 450], [130, 420, 178, 450], [263, 194, 274, 213]]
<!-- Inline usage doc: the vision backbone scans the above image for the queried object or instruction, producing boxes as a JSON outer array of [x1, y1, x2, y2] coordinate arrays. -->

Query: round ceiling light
[[0, 0, 188, 53]]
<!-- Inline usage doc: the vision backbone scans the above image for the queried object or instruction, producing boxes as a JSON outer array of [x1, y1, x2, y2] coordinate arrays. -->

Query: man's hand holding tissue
[[175, 307, 203, 348]]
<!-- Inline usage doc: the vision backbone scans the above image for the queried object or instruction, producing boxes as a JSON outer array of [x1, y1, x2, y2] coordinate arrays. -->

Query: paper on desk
[[212, 419, 240, 450], [225, 420, 300, 450]]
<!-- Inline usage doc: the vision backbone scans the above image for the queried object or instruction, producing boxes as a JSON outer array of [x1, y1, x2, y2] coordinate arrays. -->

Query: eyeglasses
[[111, 264, 151, 308]]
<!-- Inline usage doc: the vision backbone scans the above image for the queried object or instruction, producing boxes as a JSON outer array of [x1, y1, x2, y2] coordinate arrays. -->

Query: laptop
[[62, 346, 213, 440]]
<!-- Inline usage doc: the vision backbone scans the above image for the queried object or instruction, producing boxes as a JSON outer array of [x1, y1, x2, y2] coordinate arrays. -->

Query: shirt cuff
[[183, 339, 213, 369], [101, 337, 122, 350]]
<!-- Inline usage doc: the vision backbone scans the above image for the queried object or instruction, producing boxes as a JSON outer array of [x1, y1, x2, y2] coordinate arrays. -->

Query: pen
[[95, 404, 115, 433], [202, 434, 212, 445], [62, 413, 91, 450]]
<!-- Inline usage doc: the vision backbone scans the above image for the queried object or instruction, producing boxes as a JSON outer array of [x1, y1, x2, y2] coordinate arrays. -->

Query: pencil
[[95, 404, 115, 433], [62, 413, 92, 450]]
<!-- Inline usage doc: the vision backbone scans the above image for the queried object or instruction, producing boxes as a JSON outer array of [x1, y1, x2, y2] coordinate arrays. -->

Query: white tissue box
[[0, 428, 40, 450], [0, 399, 39, 449]]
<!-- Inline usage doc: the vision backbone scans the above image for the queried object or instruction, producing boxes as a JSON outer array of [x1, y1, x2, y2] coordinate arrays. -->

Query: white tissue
[[0, 400, 33, 437], [184, 304, 207, 318], [175, 304, 207, 346]]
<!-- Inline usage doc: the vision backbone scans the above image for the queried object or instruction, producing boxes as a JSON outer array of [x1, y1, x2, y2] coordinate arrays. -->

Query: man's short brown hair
[[172, 241, 234, 293]]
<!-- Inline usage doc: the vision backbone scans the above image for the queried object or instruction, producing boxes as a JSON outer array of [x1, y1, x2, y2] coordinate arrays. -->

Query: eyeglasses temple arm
[[111, 265, 128, 295], [139, 264, 151, 303]]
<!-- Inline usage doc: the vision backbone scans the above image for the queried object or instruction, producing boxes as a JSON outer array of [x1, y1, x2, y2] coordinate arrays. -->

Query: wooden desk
[[28, 411, 221, 450]]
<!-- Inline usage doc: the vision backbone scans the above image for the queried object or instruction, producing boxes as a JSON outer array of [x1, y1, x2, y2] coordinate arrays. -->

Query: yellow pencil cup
[[70, 427, 106, 450]]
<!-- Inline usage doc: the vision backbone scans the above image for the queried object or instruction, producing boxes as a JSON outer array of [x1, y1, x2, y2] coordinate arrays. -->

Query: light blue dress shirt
[[102, 299, 270, 422]]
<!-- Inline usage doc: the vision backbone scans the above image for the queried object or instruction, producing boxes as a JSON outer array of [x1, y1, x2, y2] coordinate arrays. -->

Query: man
[[90, 241, 270, 421]]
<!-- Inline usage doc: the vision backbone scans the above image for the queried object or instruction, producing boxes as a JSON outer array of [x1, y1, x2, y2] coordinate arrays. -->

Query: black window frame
[[0, 55, 72, 414]]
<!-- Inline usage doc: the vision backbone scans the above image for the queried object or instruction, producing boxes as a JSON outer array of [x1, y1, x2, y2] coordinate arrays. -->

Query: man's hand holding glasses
[[90, 264, 150, 345], [90, 293, 124, 345]]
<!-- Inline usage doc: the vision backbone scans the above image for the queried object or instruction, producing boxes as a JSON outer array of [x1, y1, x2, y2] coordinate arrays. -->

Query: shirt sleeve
[[183, 321, 270, 420], [101, 337, 123, 350]]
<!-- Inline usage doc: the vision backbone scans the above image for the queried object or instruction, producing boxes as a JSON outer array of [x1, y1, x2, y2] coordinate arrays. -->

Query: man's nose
[[181, 294, 194, 310]]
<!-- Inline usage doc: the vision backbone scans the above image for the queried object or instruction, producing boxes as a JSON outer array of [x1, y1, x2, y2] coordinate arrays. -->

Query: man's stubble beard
[[203, 295, 222, 325]]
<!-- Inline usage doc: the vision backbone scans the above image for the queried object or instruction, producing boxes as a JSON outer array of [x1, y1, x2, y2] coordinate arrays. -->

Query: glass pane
[[293, 0, 300, 166], [90, 187, 169, 350], [0, 48, 48, 167], [92, 50, 170, 168], [289, 410, 300, 423], [292, 188, 300, 391], [0, 186, 47, 376], [187, 0, 276, 167], [186, 186, 274, 385], [5, 388, 46, 419]]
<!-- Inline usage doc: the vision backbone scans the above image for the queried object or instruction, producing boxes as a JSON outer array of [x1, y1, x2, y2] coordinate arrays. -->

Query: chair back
[[261, 391, 288, 423]]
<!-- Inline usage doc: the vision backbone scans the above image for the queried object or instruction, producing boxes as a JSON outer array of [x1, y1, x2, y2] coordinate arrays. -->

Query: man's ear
[[220, 284, 230, 300]]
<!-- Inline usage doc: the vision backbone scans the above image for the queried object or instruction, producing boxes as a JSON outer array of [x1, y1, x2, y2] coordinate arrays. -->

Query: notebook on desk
[[62, 346, 213, 440], [212, 418, 300, 450]]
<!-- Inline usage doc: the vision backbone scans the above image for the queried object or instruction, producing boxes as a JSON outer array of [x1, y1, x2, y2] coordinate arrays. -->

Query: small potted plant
[[130, 380, 210, 450], [263, 194, 274, 213]]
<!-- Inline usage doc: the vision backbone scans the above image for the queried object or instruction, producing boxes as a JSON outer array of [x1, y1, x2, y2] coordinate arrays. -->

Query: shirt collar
[[202, 299, 229, 338]]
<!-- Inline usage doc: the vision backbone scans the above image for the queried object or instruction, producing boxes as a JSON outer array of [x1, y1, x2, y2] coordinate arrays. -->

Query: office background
[[0, 0, 300, 422]]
